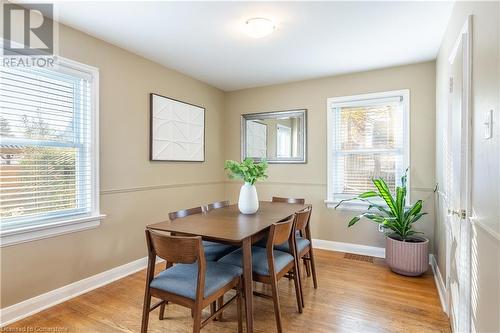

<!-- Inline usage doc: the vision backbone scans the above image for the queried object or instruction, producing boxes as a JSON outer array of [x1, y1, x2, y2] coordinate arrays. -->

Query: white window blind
[[327, 90, 409, 205], [0, 60, 100, 235]]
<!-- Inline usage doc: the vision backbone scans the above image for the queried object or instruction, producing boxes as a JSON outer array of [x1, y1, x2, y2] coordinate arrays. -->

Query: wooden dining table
[[146, 201, 309, 333]]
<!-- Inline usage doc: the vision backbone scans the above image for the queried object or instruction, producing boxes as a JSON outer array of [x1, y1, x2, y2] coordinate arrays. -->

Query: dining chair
[[168, 206, 204, 221], [201, 200, 234, 320], [168, 205, 239, 318], [202, 200, 230, 212], [255, 197, 305, 247], [271, 197, 317, 286], [271, 196, 305, 205], [142, 230, 244, 333], [272, 206, 316, 308], [169, 206, 236, 262], [218, 215, 302, 333]]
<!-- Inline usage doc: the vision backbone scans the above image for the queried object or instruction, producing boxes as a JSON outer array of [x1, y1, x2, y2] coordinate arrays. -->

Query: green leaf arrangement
[[224, 158, 268, 185], [335, 169, 426, 241]]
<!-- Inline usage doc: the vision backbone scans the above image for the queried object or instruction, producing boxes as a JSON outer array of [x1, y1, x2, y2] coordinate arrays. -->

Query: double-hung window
[[326, 90, 409, 207], [0, 58, 102, 246]]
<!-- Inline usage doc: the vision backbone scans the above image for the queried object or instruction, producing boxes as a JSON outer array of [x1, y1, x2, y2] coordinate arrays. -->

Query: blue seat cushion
[[150, 261, 242, 299], [274, 237, 310, 254], [218, 246, 294, 276], [254, 231, 310, 254], [202, 241, 238, 261]]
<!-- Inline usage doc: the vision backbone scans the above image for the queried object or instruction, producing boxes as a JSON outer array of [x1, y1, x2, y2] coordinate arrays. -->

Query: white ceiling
[[51, 1, 454, 91]]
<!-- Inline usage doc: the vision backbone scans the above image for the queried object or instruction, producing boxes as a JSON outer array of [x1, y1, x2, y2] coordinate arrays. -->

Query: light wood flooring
[[5, 249, 451, 332]]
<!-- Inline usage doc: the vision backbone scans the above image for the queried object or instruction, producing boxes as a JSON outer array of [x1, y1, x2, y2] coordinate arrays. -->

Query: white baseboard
[[312, 238, 386, 258], [430, 254, 448, 314], [0, 256, 160, 327]]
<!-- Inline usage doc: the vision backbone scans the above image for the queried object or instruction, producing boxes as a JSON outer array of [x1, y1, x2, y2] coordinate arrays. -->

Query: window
[[276, 124, 291, 158], [0, 58, 102, 246], [326, 90, 409, 207]]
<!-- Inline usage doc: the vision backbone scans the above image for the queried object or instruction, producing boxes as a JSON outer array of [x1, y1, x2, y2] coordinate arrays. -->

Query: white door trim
[[447, 15, 473, 333]]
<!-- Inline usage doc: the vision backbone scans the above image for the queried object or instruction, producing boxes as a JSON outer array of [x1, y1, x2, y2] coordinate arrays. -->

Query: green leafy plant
[[224, 158, 268, 185], [335, 170, 426, 241]]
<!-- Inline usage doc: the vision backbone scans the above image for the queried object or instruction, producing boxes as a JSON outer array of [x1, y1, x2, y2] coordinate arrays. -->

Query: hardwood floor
[[5, 249, 450, 332]]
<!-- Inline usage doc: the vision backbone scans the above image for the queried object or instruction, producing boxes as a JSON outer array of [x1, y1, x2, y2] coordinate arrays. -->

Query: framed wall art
[[150, 93, 205, 162]]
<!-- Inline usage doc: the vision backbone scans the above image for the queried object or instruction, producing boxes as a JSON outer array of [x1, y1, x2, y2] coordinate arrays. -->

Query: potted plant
[[335, 171, 429, 276], [225, 158, 268, 214]]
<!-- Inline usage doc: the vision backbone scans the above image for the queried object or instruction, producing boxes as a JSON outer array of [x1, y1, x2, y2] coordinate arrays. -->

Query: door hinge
[[448, 209, 467, 219], [449, 77, 454, 93]]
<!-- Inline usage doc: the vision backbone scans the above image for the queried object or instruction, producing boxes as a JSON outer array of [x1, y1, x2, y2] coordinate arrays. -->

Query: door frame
[[446, 15, 472, 333]]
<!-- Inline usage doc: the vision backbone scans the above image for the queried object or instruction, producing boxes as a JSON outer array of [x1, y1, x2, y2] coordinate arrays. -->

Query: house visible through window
[[326, 90, 409, 206], [0, 58, 101, 245]]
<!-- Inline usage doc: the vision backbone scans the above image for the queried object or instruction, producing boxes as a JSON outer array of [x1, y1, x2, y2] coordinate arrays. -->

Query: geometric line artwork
[[150, 93, 205, 161]]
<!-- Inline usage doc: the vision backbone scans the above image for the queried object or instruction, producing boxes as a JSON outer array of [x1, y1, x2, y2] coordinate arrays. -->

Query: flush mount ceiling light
[[244, 18, 276, 39]]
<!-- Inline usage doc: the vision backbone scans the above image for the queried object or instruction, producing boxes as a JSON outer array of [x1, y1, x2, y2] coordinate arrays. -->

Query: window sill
[[324, 199, 372, 212], [0, 214, 105, 247]]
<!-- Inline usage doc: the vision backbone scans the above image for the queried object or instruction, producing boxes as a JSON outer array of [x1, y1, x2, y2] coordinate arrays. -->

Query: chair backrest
[[203, 200, 230, 212], [169, 206, 203, 221], [144, 230, 206, 301], [146, 229, 203, 264], [267, 214, 295, 247], [265, 215, 296, 275], [272, 196, 305, 204], [295, 206, 312, 232]]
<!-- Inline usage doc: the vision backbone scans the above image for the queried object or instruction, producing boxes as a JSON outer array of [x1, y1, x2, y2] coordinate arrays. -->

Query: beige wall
[[224, 61, 437, 250], [434, 2, 500, 332], [0, 23, 227, 307]]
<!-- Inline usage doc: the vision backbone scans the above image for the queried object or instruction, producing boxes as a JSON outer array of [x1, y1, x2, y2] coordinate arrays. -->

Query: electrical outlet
[[378, 224, 384, 233]]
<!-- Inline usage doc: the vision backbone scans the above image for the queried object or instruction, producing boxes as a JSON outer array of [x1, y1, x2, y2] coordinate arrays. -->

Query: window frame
[[0, 56, 104, 246], [325, 89, 410, 210]]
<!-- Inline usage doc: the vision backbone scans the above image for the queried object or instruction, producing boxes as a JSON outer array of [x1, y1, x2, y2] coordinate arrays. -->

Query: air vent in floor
[[344, 253, 374, 263]]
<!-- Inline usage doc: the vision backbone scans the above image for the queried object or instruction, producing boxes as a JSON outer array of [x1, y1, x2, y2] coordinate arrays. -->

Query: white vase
[[238, 182, 259, 214]]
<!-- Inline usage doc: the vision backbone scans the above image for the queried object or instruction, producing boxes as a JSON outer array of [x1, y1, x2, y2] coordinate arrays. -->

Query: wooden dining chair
[[255, 197, 305, 247], [142, 230, 244, 333], [293, 206, 317, 288], [202, 200, 230, 212], [218, 215, 302, 333], [168, 206, 204, 221], [273, 206, 317, 308], [201, 200, 233, 319], [271, 198, 317, 282], [168, 205, 239, 318], [271, 196, 305, 205], [271, 198, 317, 303]]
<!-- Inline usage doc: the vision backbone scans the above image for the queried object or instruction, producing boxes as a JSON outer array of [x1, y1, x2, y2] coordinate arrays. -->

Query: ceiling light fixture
[[244, 18, 276, 39]]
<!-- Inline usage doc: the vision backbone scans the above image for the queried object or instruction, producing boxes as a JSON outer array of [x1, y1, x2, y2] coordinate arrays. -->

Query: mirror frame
[[241, 109, 307, 164]]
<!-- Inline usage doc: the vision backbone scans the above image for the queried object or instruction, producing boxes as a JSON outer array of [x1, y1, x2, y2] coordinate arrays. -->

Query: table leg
[[242, 237, 253, 333]]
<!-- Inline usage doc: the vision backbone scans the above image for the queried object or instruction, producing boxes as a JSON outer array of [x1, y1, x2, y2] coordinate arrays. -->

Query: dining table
[[146, 200, 309, 333]]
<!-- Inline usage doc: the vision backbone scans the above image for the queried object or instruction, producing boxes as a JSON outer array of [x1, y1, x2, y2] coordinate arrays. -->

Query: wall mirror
[[241, 109, 307, 164]]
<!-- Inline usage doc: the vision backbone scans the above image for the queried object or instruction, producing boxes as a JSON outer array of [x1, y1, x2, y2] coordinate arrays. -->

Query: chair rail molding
[[101, 180, 225, 195]]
